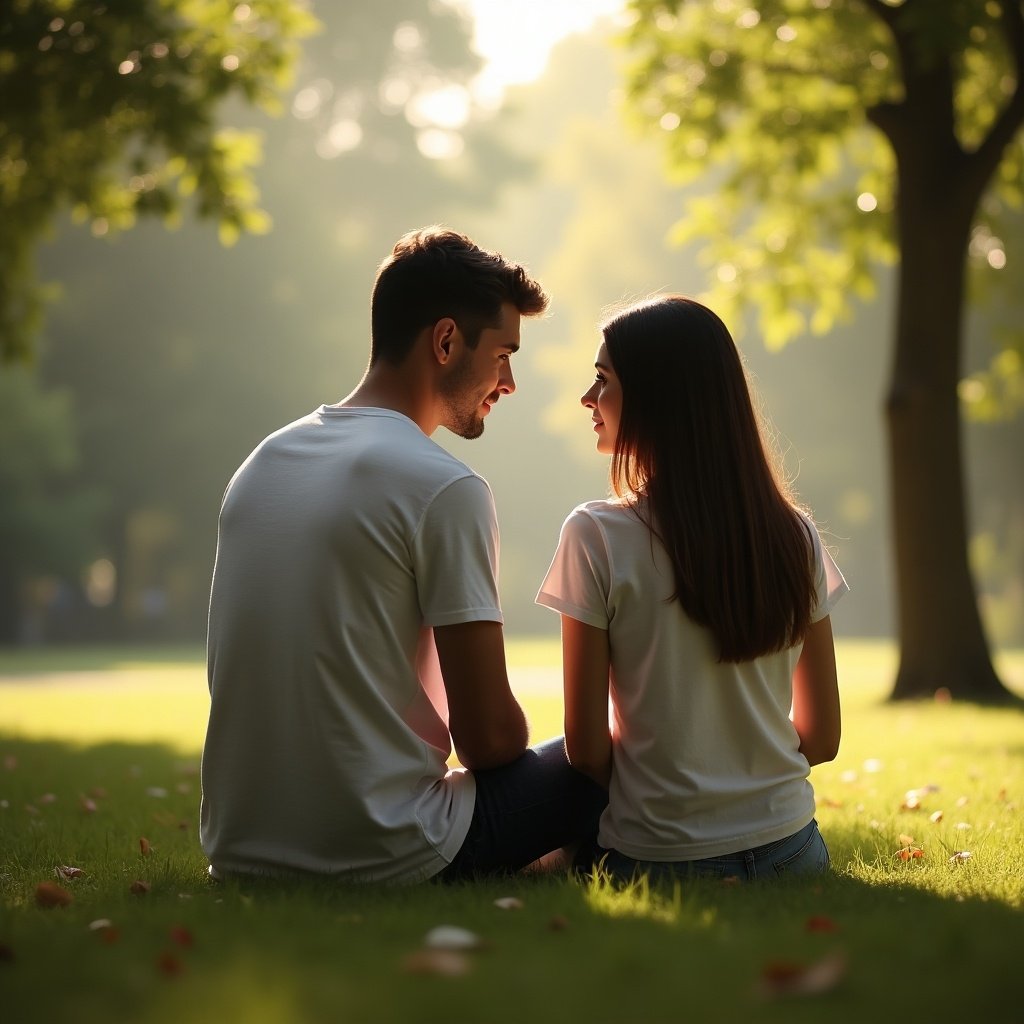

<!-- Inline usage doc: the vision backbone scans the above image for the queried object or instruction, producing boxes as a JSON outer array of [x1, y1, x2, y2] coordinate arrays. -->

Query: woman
[[536, 295, 847, 883]]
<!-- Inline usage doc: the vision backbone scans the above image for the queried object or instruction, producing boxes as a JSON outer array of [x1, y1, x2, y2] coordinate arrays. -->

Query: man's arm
[[561, 615, 612, 789], [791, 615, 842, 766], [434, 620, 528, 770]]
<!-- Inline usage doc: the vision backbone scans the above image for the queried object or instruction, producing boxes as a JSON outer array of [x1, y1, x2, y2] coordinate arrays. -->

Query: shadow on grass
[[0, 644, 205, 675], [2, 733, 1023, 1022]]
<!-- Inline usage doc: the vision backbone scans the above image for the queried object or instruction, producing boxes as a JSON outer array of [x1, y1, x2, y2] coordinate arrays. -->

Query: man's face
[[440, 302, 521, 439]]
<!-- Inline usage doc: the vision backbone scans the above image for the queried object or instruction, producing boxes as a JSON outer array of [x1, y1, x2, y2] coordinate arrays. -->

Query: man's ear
[[432, 318, 458, 364]]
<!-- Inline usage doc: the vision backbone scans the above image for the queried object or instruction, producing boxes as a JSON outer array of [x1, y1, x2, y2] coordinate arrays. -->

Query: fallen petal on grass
[[35, 882, 73, 908], [493, 897, 524, 910], [929, 810, 944, 823], [402, 949, 472, 977], [758, 951, 847, 998], [92, 922, 120, 944], [949, 851, 972, 864], [423, 925, 484, 951], [88, 919, 113, 931], [54, 865, 85, 880], [805, 915, 840, 933], [79, 796, 98, 814], [129, 880, 151, 895], [156, 950, 184, 977]]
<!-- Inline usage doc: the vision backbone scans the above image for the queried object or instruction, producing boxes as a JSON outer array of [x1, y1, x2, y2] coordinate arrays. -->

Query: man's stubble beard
[[439, 354, 487, 440]]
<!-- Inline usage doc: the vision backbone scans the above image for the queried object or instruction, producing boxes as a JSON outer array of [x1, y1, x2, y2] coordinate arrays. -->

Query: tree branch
[[968, 0, 1024, 190], [966, 0, 1024, 163]]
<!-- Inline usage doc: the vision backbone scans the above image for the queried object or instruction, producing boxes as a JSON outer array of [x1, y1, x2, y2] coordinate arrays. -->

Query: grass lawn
[[1, 639, 1022, 1023]]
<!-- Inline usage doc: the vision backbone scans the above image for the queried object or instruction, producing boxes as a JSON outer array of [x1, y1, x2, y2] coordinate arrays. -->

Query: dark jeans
[[438, 736, 608, 881], [575, 818, 831, 885]]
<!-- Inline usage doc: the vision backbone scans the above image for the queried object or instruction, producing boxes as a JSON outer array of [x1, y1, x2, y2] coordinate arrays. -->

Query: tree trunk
[[885, 156, 1014, 703]]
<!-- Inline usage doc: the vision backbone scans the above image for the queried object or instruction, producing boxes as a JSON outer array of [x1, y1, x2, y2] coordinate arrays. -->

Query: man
[[200, 226, 606, 883]]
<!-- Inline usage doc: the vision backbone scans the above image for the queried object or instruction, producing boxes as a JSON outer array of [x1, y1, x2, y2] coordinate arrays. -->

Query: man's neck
[[338, 370, 436, 435]]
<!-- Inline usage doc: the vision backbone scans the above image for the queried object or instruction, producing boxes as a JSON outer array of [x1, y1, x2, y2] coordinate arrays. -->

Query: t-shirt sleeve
[[413, 474, 503, 627], [535, 508, 611, 629], [809, 521, 849, 623]]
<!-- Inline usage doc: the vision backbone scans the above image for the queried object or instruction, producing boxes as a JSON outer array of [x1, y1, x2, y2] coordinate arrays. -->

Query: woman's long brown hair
[[603, 295, 815, 663]]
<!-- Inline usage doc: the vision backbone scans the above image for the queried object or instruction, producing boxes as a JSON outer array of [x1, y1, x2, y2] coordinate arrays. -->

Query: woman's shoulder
[[564, 497, 641, 528]]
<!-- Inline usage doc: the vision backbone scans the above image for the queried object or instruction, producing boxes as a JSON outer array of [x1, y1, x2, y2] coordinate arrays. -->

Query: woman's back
[[539, 496, 845, 860]]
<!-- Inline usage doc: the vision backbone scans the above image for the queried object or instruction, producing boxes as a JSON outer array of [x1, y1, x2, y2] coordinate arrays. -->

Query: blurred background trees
[[1, 1, 1021, 694]]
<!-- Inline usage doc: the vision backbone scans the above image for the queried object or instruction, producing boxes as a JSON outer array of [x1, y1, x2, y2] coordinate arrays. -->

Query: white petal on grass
[[494, 896, 524, 910], [424, 925, 484, 950]]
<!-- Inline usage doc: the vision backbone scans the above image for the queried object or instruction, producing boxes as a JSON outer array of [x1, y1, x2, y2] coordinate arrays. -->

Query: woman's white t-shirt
[[537, 499, 848, 861]]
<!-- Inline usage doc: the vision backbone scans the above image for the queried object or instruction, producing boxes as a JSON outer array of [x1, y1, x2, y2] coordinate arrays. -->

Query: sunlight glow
[[406, 83, 472, 129], [449, 0, 627, 104], [987, 248, 1007, 270], [857, 192, 878, 212], [416, 128, 465, 161]]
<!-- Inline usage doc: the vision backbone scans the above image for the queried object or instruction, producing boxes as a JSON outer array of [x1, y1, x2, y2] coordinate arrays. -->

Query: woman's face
[[580, 341, 622, 455]]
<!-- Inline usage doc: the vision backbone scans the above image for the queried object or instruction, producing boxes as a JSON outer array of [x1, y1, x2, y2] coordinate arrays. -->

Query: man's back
[[200, 405, 502, 882]]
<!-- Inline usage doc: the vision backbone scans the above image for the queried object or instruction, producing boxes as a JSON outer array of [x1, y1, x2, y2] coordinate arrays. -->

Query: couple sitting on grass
[[200, 227, 848, 886]]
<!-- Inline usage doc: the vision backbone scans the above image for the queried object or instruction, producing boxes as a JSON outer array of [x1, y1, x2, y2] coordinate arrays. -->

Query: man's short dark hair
[[370, 226, 549, 365]]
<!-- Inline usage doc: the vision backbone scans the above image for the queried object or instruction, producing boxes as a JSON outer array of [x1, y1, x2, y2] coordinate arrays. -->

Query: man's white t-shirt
[[200, 406, 502, 883], [537, 499, 848, 861]]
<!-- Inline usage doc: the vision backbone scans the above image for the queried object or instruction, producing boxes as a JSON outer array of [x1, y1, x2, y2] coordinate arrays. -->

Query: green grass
[[1, 640, 1023, 1022]]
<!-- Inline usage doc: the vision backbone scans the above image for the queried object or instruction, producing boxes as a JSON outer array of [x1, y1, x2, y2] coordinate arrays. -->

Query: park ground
[[0, 638, 1022, 1023]]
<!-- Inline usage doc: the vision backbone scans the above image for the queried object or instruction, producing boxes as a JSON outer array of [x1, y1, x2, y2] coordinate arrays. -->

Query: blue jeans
[[439, 736, 608, 881], [576, 818, 830, 885]]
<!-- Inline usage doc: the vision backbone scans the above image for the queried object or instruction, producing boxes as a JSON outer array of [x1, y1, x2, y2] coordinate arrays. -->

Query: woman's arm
[[791, 615, 841, 766], [561, 615, 612, 789]]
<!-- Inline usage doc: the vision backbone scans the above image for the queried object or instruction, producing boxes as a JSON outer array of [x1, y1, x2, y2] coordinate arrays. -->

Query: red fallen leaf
[[169, 926, 194, 948], [139, 837, 152, 857], [55, 865, 85, 880], [897, 846, 924, 861], [35, 882, 73, 908], [758, 951, 847, 997], [88, 918, 121, 943], [805, 915, 840, 933], [402, 949, 471, 977], [129, 880, 151, 895], [156, 950, 185, 976], [761, 961, 805, 986]]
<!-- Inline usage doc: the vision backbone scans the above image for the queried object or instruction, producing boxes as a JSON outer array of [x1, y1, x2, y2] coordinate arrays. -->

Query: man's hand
[[433, 620, 528, 770]]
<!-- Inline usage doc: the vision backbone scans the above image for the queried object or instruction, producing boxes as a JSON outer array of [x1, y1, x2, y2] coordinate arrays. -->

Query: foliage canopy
[[622, 0, 1023, 358], [0, 0, 318, 361]]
